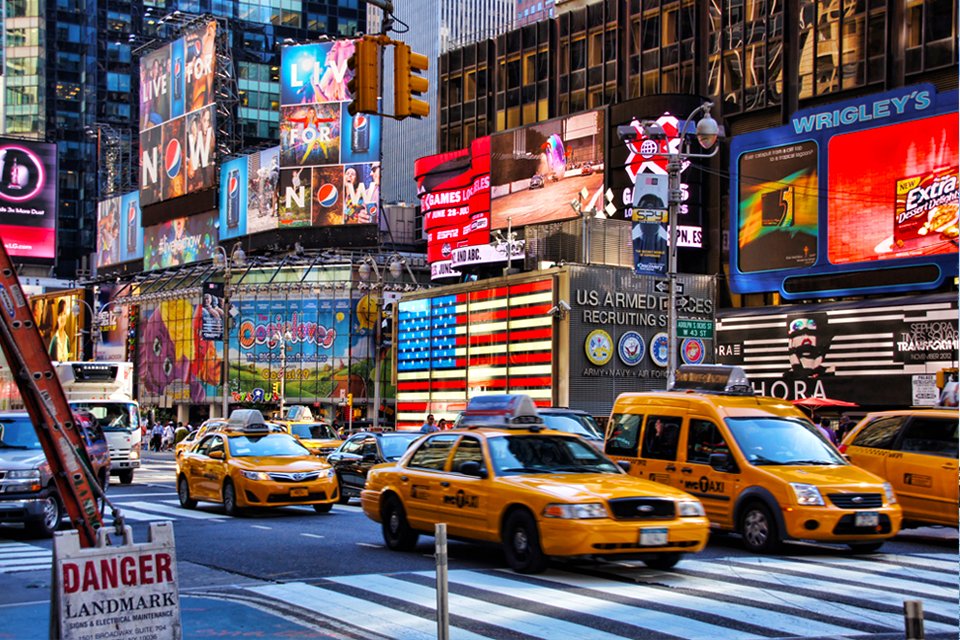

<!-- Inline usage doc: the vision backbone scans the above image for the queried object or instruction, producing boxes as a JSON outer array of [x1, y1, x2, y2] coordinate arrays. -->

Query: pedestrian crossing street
[[243, 552, 958, 640]]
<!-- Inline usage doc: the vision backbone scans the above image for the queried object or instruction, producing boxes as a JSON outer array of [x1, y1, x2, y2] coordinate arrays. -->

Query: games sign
[[139, 21, 218, 208], [278, 41, 382, 229], [0, 139, 57, 261], [729, 84, 958, 298]]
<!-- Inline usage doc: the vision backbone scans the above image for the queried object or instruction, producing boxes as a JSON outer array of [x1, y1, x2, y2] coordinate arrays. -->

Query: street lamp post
[[214, 244, 245, 419], [637, 102, 720, 389], [275, 330, 292, 419]]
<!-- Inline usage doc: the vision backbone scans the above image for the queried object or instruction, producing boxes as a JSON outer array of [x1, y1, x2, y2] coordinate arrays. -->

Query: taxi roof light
[[458, 394, 545, 429], [670, 365, 755, 396]]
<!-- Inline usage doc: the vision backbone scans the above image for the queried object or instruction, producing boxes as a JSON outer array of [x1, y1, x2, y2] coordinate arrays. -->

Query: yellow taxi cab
[[840, 408, 958, 527], [278, 421, 342, 458], [174, 418, 228, 459], [604, 365, 902, 554], [361, 394, 710, 574], [175, 410, 338, 515]]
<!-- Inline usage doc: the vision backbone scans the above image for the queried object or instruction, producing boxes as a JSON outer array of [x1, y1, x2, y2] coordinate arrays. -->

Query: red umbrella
[[791, 397, 859, 410]]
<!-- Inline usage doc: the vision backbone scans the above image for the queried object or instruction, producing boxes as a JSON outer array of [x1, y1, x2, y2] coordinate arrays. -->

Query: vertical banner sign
[[53, 523, 181, 640]]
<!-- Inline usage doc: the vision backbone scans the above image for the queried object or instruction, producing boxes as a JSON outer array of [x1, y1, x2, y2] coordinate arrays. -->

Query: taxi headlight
[[882, 482, 897, 505], [542, 502, 607, 519], [322, 468, 335, 478], [240, 470, 270, 481], [790, 483, 824, 506], [677, 500, 705, 517]]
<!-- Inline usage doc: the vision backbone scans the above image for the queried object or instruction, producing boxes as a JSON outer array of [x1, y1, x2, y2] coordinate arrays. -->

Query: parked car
[[327, 431, 422, 503], [0, 411, 111, 536], [840, 408, 958, 527]]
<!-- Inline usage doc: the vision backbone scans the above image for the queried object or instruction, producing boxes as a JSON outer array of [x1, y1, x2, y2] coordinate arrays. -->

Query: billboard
[[395, 278, 555, 427], [716, 293, 958, 405], [278, 41, 381, 229], [93, 285, 131, 362], [218, 146, 280, 240], [730, 84, 959, 298], [29, 289, 86, 362], [0, 139, 57, 261], [139, 21, 218, 208], [143, 211, 218, 270], [415, 136, 497, 280], [490, 109, 604, 230], [97, 191, 143, 268]]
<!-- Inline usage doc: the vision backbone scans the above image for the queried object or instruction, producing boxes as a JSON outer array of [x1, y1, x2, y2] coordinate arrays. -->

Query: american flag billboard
[[395, 278, 555, 428]]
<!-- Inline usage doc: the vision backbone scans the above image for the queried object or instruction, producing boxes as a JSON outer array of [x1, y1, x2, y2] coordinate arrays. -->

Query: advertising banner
[[729, 84, 959, 297], [415, 136, 492, 279], [199, 282, 224, 341], [0, 139, 57, 261], [139, 295, 222, 405], [278, 41, 381, 229], [490, 109, 604, 230], [139, 21, 218, 208], [29, 289, 86, 362], [143, 211, 218, 270], [93, 285, 129, 362], [227, 293, 374, 404], [218, 146, 280, 239], [97, 191, 143, 268], [716, 293, 959, 405]]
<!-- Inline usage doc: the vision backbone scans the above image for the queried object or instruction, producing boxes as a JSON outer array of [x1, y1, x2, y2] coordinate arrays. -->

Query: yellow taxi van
[[840, 408, 958, 527], [604, 365, 902, 553]]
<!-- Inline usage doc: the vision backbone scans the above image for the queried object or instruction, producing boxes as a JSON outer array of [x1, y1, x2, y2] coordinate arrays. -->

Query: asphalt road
[[0, 452, 957, 639]]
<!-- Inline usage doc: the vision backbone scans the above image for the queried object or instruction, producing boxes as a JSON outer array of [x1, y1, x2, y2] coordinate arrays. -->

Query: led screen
[[0, 139, 57, 261], [278, 41, 381, 228], [97, 190, 143, 268], [218, 146, 280, 240], [490, 109, 604, 230], [143, 211, 218, 270], [29, 289, 86, 362], [139, 21, 218, 208], [729, 84, 958, 297]]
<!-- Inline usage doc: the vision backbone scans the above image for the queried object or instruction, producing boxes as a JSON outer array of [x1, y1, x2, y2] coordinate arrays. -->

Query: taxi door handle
[[943, 464, 956, 469], [400, 475, 409, 482], [681, 467, 693, 474], [665, 464, 676, 472], [440, 481, 450, 487]]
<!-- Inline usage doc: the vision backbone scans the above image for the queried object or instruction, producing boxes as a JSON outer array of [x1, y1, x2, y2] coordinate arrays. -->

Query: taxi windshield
[[725, 417, 846, 466], [289, 423, 338, 440], [227, 433, 310, 457], [488, 435, 620, 475]]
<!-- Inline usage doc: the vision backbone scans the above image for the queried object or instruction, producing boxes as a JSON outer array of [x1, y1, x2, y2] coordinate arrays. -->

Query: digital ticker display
[[278, 41, 382, 228], [139, 21, 218, 208]]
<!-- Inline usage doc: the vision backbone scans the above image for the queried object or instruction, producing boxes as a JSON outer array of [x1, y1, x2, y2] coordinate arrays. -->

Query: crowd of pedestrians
[[144, 418, 196, 452]]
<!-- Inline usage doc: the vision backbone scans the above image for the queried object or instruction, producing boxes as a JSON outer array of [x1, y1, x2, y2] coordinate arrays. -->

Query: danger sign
[[53, 522, 181, 640]]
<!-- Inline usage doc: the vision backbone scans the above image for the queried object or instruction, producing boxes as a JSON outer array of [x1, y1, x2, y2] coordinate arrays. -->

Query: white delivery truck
[[54, 361, 142, 484]]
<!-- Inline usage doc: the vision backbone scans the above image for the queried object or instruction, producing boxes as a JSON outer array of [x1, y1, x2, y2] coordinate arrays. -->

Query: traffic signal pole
[[0, 242, 104, 547]]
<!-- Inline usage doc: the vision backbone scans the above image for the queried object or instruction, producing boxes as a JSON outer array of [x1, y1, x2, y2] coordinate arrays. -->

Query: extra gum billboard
[[729, 84, 959, 298]]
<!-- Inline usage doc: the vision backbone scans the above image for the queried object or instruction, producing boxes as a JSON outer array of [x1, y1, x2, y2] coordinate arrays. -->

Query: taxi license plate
[[290, 488, 309, 497], [639, 528, 668, 546], [855, 511, 878, 527]]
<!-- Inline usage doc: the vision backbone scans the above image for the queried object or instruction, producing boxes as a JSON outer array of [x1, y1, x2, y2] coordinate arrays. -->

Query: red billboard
[[0, 139, 57, 261]]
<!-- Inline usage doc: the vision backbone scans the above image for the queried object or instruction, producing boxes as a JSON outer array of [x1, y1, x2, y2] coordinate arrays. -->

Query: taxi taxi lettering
[[443, 490, 478, 508], [684, 476, 725, 494]]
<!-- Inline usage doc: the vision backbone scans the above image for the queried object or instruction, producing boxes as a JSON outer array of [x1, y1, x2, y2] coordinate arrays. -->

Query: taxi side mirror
[[708, 452, 734, 472], [458, 460, 488, 478], [209, 450, 225, 460]]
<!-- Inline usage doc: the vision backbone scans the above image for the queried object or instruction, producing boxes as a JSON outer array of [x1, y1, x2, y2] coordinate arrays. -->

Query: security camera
[[557, 300, 571, 312], [547, 300, 571, 317]]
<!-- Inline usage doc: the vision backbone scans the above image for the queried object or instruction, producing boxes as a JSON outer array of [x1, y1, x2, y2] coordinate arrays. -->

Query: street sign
[[654, 280, 684, 294], [677, 319, 714, 338]]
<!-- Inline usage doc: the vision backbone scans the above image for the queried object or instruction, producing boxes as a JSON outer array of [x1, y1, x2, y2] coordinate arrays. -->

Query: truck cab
[[55, 362, 141, 484]]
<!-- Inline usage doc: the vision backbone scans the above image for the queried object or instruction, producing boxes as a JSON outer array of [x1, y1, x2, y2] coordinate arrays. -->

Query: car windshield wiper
[[499, 466, 555, 474], [550, 464, 610, 473], [0, 442, 31, 449], [783, 459, 837, 465], [748, 455, 783, 466]]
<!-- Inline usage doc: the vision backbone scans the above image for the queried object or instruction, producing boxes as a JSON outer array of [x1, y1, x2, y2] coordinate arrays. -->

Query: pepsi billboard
[[0, 139, 57, 262], [218, 146, 280, 239], [96, 190, 143, 269], [278, 40, 381, 228], [139, 21, 218, 208]]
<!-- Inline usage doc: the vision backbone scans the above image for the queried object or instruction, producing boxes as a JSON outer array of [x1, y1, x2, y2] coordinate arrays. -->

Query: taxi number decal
[[443, 490, 478, 509], [904, 473, 932, 488], [411, 485, 430, 499], [648, 473, 671, 484], [684, 476, 725, 493]]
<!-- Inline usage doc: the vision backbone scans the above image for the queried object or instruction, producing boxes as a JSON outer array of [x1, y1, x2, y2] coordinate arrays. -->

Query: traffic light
[[347, 392, 353, 407], [393, 41, 429, 119], [347, 36, 380, 116]]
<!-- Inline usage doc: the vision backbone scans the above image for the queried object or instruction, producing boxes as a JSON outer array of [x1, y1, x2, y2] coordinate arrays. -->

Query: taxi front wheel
[[848, 542, 884, 553], [502, 510, 548, 574], [178, 476, 197, 509], [223, 481, 243, 517], [382, 496, 419, 551], [313, 502, 333, 513], [642, 553, 681, 570], [740, 503, 781, 553]]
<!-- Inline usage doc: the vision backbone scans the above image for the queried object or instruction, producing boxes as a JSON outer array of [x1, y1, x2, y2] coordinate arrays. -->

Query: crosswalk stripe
[[113, 500, 226, 521], [327, 573, 638, 640], [813, 555, 955, 585], [682, 559, 959, 627], [523, 568, 863, 637], [248, 581, 489, 640], [724, 556, 956, 599], [0, 541, 51, 574]]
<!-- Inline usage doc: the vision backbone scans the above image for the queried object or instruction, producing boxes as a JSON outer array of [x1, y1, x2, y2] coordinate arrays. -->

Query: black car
[[538, 408, 604, 449], [326, 431, 422, 503]]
